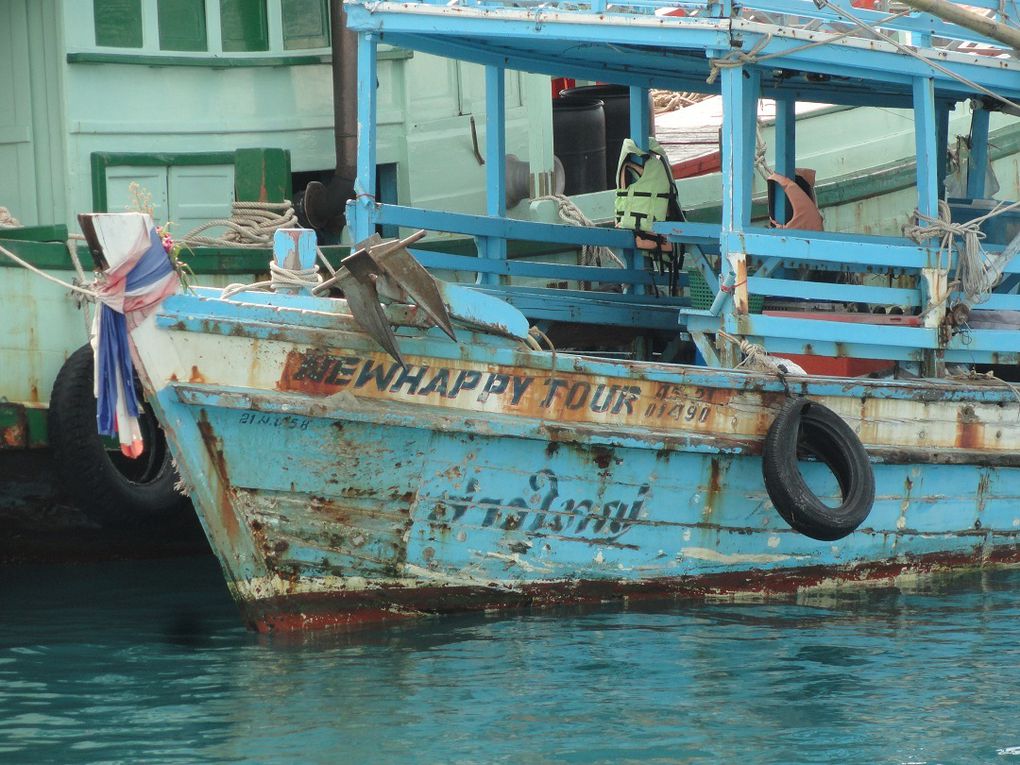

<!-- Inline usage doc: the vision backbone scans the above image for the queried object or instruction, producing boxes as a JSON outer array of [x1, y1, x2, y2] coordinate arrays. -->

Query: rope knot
[[706, 34, 772, 84]]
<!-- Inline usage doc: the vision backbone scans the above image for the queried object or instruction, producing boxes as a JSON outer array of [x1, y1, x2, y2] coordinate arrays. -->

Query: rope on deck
[[182, 201, 299, 247], [221, 260, 322, 300], [718, 330, 804, 376], [651, 90, 710, 113]]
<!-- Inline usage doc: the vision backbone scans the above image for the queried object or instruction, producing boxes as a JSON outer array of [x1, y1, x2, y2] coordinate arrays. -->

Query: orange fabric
[[768, 170, 823, 231]]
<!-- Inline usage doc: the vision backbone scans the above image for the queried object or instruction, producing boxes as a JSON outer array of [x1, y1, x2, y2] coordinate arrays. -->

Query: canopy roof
[[345, 0, 1020, 108]]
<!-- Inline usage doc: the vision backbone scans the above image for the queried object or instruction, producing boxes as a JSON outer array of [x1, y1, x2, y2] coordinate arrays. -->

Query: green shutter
[[220, 0, 269, 52], [158, 0, 208, 52], [282, 0, 330, 50], [94, 0, 143, 48]]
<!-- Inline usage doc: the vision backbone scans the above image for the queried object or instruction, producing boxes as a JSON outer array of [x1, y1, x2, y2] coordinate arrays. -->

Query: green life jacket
[[614, 138, 681, 232]]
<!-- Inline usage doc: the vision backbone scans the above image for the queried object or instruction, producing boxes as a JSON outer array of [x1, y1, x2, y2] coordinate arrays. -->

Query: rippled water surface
[[2, 558, 1020, 764]]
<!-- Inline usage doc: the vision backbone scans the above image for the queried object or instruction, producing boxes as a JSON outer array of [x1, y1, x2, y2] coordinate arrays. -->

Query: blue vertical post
[[722, 68, 760, 228], [273, 229, 317, 294], [719, 64, 757, 334], [742, 69, 759, 189], [628, 86, 650, 151], [913, 75, 942, 371], [479, 64, 507, 286], [352, 32, 378, 243], [774, 96, 796, 225], [721, 66, 756, 237], [913, 76, 938, 224], [967, 104, 991, 200]]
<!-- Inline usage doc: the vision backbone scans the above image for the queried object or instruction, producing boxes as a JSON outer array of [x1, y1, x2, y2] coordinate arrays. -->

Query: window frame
[[88, 0, 334, 57]]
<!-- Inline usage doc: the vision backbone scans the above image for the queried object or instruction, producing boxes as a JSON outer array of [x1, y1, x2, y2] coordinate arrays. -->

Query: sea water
[[2, 557, 1019, 765]]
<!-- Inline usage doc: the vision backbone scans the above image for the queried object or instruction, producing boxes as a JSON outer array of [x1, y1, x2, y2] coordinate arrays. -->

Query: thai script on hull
[[427, 469, 650, 540]]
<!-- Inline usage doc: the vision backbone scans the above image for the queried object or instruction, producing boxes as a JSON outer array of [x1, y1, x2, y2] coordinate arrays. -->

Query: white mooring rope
[[534, 194, 625, 269], [221, 260, 322, 300], [182, 201, 299, 247]]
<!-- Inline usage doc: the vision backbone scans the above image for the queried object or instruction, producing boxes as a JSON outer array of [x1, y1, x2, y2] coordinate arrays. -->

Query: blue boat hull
[[130, 290, 1020, 631]]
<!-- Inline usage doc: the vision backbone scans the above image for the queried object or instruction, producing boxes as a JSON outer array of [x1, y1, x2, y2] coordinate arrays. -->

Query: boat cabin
[[344, 0, 1020, 378]]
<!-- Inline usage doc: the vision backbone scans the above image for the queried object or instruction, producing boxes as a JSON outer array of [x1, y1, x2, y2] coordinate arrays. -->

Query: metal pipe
[[898, 0, 1020, 51], [302, 0, 358, 233], [332, 0, 358, 183]]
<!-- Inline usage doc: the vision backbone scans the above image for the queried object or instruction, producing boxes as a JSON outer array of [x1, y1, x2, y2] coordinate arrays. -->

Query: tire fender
[[762, 397, 875, 541], [47, 344, 187, 526]]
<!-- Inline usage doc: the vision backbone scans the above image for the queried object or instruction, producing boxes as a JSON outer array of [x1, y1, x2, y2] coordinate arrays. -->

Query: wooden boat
[[29, 0, 1020, 614], [126, 261, 1020, 630]]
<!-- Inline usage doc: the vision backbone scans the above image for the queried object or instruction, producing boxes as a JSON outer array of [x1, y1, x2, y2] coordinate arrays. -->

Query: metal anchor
[[322, 230, 456, 368]]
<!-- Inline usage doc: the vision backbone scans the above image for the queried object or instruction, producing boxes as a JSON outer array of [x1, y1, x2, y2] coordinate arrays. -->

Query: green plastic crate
[[686, 267, 763, 313]]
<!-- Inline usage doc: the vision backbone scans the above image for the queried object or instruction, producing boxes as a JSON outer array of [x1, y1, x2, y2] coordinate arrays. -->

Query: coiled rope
[[651, 90, 710, 114], [0, 207, 21, 228], [182, 201, 298, 247], [905, 199, 1020, 306]]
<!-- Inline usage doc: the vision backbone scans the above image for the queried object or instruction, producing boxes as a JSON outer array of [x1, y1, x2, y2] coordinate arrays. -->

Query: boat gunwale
[[157, 291, 1020, 402]]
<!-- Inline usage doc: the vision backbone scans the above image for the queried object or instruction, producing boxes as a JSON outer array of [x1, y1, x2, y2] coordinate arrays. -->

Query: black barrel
[[552, 97, 606, 195], [560, 84, 653, 189]]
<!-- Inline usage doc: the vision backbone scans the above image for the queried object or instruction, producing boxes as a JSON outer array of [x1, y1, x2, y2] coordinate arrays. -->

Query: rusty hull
[[128, 293, 1020, 631]]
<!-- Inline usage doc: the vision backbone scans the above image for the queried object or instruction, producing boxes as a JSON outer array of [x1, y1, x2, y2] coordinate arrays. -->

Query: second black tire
[[762, 397, 875, 541], [48, 344, 188, 526]]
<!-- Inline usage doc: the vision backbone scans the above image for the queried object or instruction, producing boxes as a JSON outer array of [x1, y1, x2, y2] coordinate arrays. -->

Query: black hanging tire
[[762, 397, 875, 541], [48, 344, 188, 526]]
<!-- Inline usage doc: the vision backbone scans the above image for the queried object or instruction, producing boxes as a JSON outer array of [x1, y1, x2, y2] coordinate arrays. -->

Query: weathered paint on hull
[[243, 547, 1020, 633], [132, 292, 1020, 631]]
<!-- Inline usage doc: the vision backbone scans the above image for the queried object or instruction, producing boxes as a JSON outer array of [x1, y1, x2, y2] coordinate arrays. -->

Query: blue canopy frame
[[345, 0, 1020, 373]]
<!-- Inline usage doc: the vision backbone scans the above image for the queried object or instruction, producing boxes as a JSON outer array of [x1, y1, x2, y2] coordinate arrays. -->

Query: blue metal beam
[[685, 312, 939, 350], [409, 249, 666, 286], [723, 229, 931, 270], [746, 276, 921, 306], [344, 6, 1020, 102], [352, 31, 378, 243], [481, 64, 508, 284], [914, 76, 939, 225], [741, 0, 1009, 47], [374, 203, 636, 248], [773, 97, 796, 226], [720, 66, 754, 235], [629, 86, 651, 152], [476, 289, 686, 330]]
